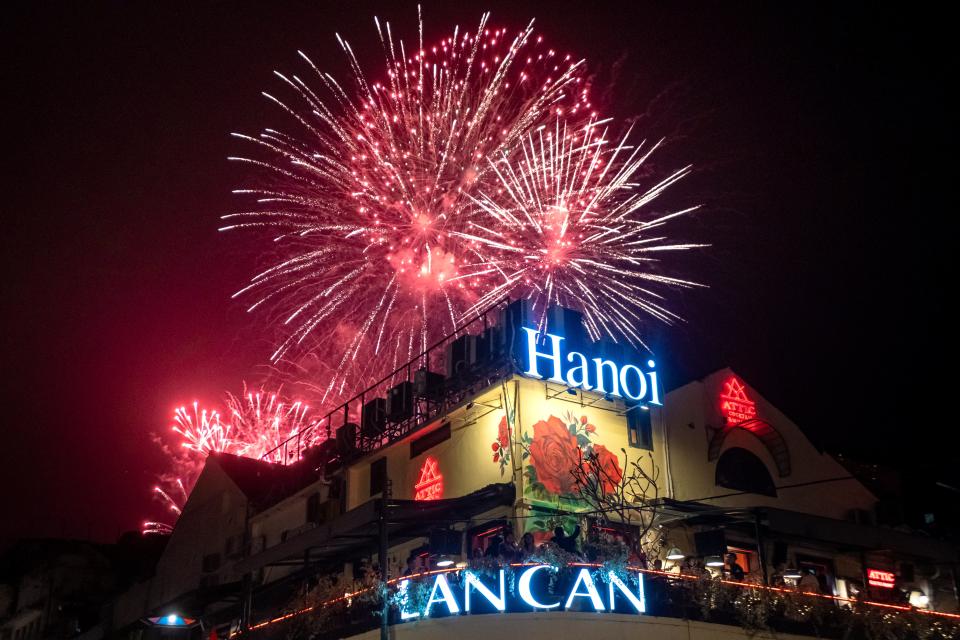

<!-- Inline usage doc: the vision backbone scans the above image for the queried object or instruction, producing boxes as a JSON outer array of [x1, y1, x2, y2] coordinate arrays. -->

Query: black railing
[[261, 298, 515, 466]]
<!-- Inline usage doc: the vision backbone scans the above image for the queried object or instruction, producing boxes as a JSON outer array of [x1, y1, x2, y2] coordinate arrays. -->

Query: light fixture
[[665, 547, 685, 561], [909, 589, 929, 608], [705, 555, 724, 567], [641, 404, 650, 411], [466, 402, 474, 410], [435, 557, 454, 567], [146, 614, 195, 627], [783, 567, 803, 580], [566, 388, 578, 396]]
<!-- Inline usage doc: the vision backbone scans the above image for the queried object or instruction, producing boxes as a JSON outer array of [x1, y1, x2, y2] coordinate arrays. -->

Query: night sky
[[1, 2, 950, 545]]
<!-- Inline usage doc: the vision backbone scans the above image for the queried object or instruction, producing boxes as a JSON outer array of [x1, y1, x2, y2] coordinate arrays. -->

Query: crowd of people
[[471, 525, 583, 563], [402, 524, 824, 596]]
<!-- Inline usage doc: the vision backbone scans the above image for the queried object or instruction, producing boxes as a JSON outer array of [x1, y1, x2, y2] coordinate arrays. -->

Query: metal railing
[[261, 298, 514, 466]]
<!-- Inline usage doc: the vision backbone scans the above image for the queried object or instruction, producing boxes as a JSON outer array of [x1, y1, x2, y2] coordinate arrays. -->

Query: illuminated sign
[[147, 615, 196, 627], [414, 456, 443, 501], [719, 377, 756, 424], [521, 328, 662, 405], [867, 568, 896, 589], [398, 566, 645, 620]]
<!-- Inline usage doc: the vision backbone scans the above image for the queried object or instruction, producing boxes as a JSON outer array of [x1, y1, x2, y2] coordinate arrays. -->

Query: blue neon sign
[[520, 327, 662, 405], [397, 566, 645, 619]]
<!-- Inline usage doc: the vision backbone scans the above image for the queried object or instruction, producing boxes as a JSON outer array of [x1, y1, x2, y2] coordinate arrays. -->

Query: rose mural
[[509, 411, 623, 540], [491, 415, 511, 476], [527, 415, 581, 495]]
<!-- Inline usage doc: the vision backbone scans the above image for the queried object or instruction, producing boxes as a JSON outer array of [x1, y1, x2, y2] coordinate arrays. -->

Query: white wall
[[348, 612, 817, 640], [662, 368, 876, 519]]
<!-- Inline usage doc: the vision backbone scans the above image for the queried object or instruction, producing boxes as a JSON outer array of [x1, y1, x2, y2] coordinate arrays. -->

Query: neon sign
[[719, 377, 756, 424], [521, 328, 662, 405], [414, 456, 443, 501], [147, 615, 196, 627], [867, 568, 895, 589], [398, 566, 645, 620]]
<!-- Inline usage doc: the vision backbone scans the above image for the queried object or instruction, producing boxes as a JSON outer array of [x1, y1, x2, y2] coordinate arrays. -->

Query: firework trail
[[172, 402, 232, 454], [223, 384, 321, 462], [223, 11, 595, 400], [456, 117, 706, 350], [145, 386, 322, 534]]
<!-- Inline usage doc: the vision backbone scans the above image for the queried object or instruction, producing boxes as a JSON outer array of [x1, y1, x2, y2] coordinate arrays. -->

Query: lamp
[[909, 589, 929, 608], [783, 567, 803, 580], [435, 557, 455, 568], [665, 547, 685, 561], [705, 555, 724, 567]]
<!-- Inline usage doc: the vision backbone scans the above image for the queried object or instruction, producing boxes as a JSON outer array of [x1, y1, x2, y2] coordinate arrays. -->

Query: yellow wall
[[511, 375, 665, 537], [345, 382, 515, 509]]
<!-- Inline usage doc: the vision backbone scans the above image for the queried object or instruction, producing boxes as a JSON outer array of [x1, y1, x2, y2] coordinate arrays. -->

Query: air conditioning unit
[[445, 335, 471, 379], [361, 398, 387, 437], [335, 423, 357, 456], [500, 298, 533, 358], [414, 368, 444, 400], [469, 327, 502, 367], [386, 381, 414, 422]]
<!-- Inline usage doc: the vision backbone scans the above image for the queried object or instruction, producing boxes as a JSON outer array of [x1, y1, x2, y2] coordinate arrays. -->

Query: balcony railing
[[261, 298, 514, 466]]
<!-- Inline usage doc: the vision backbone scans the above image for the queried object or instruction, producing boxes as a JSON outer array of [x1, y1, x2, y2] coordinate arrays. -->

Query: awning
[[658, 499, 958, 564], [234, 483, 515, 573]]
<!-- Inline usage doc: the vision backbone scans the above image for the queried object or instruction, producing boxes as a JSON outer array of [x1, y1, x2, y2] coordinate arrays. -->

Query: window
[[411, 422, 450, 458], [306, 492, 323, 524], [370, 457, 387, 496], [715, 447, 777, 497], [727, 546, 755, 575], [201, 552, 221, 573], [467, 519, 508, 558], [627, 405, 653, 450]]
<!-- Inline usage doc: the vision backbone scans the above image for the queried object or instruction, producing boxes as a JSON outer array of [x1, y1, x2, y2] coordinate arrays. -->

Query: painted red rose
[[529, 415, 581, 495], [497, 415, 510, 449], [590, 444, 623, 494]]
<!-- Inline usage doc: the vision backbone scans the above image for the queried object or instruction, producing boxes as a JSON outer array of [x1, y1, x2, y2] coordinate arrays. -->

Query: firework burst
[[223, 11, 595, 399], [145, 385, 322, 534], [457, 117, 706, 350]]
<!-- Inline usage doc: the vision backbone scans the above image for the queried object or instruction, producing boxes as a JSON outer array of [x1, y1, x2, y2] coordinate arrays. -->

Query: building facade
[[94, 303, 959, 640]]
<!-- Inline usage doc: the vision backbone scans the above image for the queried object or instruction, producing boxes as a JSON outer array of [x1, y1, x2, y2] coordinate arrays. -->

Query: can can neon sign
[[397, 566, 645, 619]]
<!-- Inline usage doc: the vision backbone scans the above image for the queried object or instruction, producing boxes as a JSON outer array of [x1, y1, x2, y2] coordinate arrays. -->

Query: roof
[[212, 453, 319, 513]]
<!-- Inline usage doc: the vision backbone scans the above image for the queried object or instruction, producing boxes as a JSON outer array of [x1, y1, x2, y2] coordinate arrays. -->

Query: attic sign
[[520, 327, 662, 405], [867, 569, 896, 589], [719, 377, 757, 424], [414, 456, 443, 501], [398, 566, 645, 619]]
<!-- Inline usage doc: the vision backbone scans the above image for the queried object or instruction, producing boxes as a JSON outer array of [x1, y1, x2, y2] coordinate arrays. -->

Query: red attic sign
[[867, 568, 895, 589], [414, 456, 443, 501], [719, 377, 757, 424]]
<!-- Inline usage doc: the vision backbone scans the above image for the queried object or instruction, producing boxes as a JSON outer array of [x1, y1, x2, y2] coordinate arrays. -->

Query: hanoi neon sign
[[521, 327, 662, 405], [398, 566, 645, 620]]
